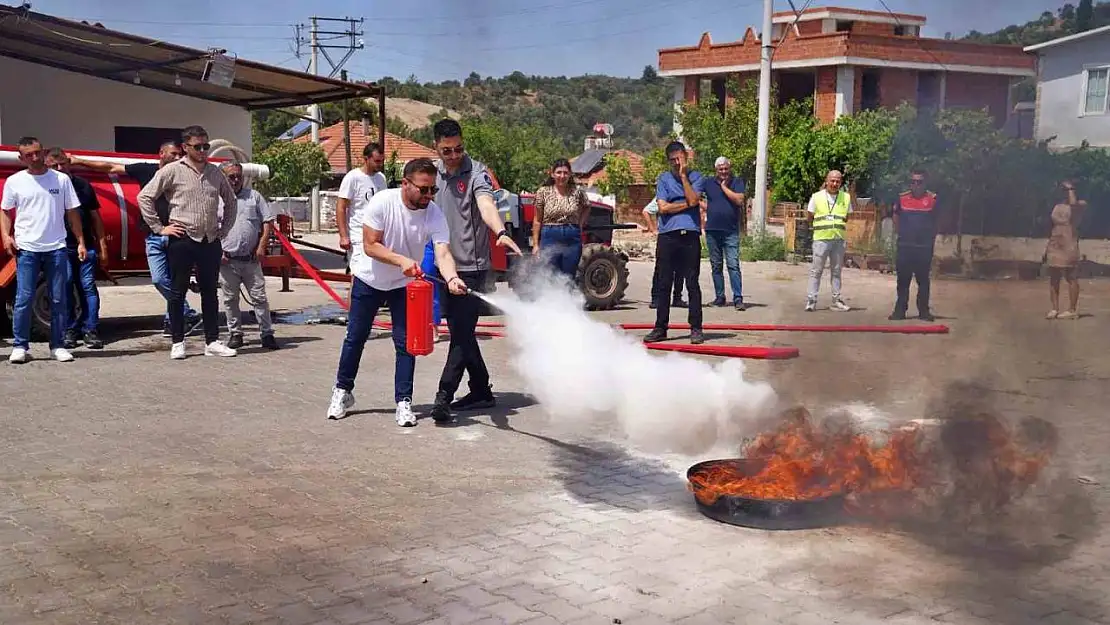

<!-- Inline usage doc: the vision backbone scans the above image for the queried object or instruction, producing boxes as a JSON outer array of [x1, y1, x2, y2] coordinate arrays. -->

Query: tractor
[[489, 188, 636, 310]]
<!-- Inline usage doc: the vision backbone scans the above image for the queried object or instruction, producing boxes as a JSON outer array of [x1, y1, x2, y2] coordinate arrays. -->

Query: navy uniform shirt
[[65, 175, 100, 249], [893, 190, 938, 250]]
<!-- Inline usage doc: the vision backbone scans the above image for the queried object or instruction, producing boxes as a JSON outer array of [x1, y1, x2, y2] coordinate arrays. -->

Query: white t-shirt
[[351, 188, 451, 291], [1, 169, 81, 252], [337, 168, 387, 245]]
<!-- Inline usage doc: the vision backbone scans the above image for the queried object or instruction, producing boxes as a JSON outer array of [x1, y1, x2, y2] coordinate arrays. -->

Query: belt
[[226, 254, 256, 262]]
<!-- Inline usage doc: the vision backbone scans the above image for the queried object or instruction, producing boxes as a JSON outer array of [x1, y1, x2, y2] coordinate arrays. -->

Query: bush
[[741, 233, 787, 262]]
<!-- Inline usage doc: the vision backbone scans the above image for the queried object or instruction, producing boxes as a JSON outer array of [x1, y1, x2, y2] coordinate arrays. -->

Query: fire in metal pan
[[686, 459, 847, 531]]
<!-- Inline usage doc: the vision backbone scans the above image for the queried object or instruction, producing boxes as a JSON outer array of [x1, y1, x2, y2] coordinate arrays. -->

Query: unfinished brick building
[[657, 6, 1036, 130]]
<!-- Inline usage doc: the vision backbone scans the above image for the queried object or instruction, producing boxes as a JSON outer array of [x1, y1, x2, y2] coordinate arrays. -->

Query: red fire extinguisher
[[406, 277, 435, 356]]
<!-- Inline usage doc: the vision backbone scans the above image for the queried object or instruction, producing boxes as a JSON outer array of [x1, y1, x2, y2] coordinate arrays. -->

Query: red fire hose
[[617, 322, 950, 334], [644, 343, 799, 360]]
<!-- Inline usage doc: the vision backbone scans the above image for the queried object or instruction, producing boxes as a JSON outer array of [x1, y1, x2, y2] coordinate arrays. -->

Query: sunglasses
[[910, 179, 925, 185], [187, 143, 211, 152], [405, 178, 438, 196], [438, 146, 465, 156]]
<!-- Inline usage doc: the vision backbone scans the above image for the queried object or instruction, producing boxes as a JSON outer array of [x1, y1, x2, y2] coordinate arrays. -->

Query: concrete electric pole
[[300, 16, 365, 231], [752, 0, 774, 235]]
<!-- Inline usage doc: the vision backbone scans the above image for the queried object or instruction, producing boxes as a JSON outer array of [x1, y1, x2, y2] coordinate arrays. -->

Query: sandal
[[1057, 310, 1078, 320], [1046, 310, 1058, 319]]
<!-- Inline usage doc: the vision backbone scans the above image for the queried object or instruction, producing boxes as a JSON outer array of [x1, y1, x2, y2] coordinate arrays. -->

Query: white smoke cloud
[[485, 270, 779, 455]]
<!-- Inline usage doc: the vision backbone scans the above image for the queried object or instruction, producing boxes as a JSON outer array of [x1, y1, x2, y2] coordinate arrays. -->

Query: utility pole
[[341, 69, 353, 172], [752, 0, 774, 235], [308, 16, 320, 232], [299, 15, 365, 231]]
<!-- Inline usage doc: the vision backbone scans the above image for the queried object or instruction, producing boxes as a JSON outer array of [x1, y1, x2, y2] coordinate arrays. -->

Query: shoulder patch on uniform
[[899, 190, 911, 196], [482, 172, 492, 187]]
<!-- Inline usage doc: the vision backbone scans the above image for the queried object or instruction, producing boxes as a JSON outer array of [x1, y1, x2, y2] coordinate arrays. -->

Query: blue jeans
[[146, 233, 196, 321], [421, 241, 441, 326], [335, 279, 414, 403], [67, 247, 100, 335], [12, 248, 69, 349], [705, 230, 743, 303], [539, 224, 582, 280]]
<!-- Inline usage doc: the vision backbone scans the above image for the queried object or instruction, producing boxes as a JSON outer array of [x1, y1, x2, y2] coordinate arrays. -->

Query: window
[[1083, 67, 1109, 115], [893, 25, 907, 36], [835, 20, 854, 32]]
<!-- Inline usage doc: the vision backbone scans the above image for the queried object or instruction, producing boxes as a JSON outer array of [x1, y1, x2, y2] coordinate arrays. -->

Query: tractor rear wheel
[[578, 243, 629, 310]]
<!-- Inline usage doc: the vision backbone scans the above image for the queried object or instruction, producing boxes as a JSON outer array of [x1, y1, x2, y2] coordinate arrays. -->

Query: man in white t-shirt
[[1, 136, 85, 363], [326, 158, 467, 426], [336, 142, 388, 266]]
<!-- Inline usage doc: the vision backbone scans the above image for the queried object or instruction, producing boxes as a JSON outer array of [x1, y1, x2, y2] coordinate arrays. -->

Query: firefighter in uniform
[[889, 168, 937, 321]]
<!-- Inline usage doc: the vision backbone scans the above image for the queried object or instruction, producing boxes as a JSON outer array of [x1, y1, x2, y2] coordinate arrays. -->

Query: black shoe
[[161, 319, 172, 337], [430, 401, 456, 425], [672, 298, 688, 308], [734, 300, 747, 312], [63, 330, 79, 350], [690, 329, 706, 345], [918, 312, 935, 322], [260, 334, 280, 350], [226, 333, 244, 349], [888, 311, 906, 321], [643, 328, 668, 343], [710, 298, 726, 307], [450, 385, 495, 411], [84, 331, 103, 350], [648, 301, 658, 309]]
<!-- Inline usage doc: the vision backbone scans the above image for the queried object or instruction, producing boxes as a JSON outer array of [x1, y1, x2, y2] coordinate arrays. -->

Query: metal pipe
[[752, 0, 774, 235]]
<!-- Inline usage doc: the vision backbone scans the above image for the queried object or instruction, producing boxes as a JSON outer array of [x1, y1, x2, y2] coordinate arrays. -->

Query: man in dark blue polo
[[700, 156, 747, 311], [644, 141, 704, 345]]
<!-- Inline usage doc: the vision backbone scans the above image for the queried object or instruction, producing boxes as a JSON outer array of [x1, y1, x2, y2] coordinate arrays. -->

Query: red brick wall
[[616, 184, 655, 227], [945, 72, 1011, 126], [683, 76, 699, 105], [851, 21, 896, 36], [796, 20, 825, 36], [879, 68, 918, 108], [815, 66, 838, 124], [853, 67, 863, 113]]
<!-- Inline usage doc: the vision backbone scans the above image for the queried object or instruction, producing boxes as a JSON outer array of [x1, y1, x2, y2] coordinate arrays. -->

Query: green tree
[[459, 117, 564, 193], [641, 148, 670, 187], [641, 65, 661, 84], [1077, 0, 1094, 31], [594, 154, 636, 203], [254, 141, 331, 198]]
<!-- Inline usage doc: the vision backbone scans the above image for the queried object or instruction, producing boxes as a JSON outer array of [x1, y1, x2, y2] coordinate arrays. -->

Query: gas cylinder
[[406, 278, 435, 356]]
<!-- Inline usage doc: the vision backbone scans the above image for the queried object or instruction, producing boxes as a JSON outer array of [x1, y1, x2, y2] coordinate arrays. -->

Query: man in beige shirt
[[138, 125, 238, 360]]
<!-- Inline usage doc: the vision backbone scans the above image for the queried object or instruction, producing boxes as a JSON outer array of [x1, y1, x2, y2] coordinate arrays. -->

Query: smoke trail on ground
[[484, 270, 778, 455]]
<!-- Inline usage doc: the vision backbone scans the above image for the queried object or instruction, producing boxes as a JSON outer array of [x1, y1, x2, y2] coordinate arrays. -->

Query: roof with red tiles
[[294, 120, 437, 174]]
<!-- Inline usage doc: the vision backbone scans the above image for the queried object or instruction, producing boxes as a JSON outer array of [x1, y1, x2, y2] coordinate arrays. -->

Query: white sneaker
[[170, 342, 187, 360], [204, 341, 237, 357], [327, 387, 355, 419], [8, 347, 28, 364], [831, 300, 851, 312], [804, 301, 816, 312], [395, 399, 417, 427], [53, 348, 74, 363]]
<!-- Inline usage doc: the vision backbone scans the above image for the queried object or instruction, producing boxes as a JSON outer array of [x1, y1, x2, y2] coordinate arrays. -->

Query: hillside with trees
[[962, 0, 1108, 45]]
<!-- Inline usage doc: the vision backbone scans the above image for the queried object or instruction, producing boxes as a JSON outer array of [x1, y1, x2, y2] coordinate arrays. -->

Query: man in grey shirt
[[428, 119, 522, 425], [218, 162, 280, 351], [138, 124, 238, 360]]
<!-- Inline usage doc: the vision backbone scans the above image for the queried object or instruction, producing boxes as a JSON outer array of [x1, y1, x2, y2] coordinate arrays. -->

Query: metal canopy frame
[[0, 4, 382, 110]]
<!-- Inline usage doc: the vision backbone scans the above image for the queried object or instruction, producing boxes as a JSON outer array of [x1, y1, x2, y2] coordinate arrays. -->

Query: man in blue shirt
[[699, 156, 747, 310], [644, 141, 704, 345]]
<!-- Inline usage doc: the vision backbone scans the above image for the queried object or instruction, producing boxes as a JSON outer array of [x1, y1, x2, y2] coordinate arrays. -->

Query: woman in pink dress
[[1045, 180, 1086, 320]]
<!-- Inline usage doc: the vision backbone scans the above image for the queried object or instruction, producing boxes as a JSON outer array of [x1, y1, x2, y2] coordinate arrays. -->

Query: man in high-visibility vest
[[889, 168, 937, 321], [805, 170, 852, 312]]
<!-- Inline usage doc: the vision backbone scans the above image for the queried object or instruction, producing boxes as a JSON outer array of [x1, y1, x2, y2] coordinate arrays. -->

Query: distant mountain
[[961, 0, 1109, 46]]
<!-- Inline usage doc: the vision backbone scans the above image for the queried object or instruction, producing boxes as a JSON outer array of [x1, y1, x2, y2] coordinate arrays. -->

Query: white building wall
[[1034, 36, 1110, 149], [0, 56, 252, 156]]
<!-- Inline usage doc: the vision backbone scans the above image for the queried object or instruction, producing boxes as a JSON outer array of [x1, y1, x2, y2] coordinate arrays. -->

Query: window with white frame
[[1083, 67, 1108, 115]]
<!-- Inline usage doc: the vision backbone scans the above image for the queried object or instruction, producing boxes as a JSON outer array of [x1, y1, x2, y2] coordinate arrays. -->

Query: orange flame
[[688, 407, 1052, 519]]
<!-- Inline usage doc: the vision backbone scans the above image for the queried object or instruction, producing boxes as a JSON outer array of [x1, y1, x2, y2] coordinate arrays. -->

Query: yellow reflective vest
[[810, 190, 851, 241]]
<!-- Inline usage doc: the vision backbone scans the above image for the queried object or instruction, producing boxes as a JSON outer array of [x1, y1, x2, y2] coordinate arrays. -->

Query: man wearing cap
[[700, 156, 747, 310]]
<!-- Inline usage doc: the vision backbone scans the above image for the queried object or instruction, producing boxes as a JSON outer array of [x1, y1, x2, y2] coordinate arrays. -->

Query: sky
[[29, 0, 1065, 84]]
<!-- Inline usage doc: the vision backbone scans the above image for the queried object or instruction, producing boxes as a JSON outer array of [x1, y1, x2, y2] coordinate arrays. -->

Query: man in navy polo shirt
[[644, 141, 704, 345], [700, 156, 747, 310]]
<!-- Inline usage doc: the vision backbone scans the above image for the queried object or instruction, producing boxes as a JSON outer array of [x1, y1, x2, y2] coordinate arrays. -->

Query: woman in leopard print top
[[532, 158, 590, 280]]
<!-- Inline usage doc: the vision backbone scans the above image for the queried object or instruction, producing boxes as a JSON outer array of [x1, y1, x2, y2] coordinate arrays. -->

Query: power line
[[874, 0, 951, 71]]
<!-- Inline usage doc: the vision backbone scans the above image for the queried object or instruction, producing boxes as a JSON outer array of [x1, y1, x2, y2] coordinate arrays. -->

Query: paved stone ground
[[0, 259, 1107, 625]]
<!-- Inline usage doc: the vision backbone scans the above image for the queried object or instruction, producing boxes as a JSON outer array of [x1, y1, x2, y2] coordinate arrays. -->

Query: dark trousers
[[67, 247, 100, 335], [653, 230, 703, 331], [437, 270, 491, 401], [167, 235, 222, 344], [894, 245, 933, 315], [651, 261, 685, 305], [335, 280, 413, 402]]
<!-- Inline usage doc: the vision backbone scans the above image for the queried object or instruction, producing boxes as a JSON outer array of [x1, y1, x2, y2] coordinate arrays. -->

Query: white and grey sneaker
[[170, 342, 187, 360], [831, 299, 851, 312], [8, 347, 28, 364], [327, 387, 355, 420], [204, 341, 237, 357], [804, 300, 816, 312], [395, 399, 417, 427], [53, 348, 74, 363]]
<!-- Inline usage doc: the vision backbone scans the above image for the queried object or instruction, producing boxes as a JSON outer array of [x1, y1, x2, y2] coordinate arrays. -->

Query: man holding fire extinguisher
[[326, 158, 468, 426]]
